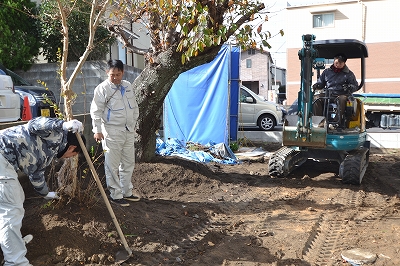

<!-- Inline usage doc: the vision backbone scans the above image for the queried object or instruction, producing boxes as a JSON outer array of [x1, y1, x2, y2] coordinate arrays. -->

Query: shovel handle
[[75, 132, 132, 256]]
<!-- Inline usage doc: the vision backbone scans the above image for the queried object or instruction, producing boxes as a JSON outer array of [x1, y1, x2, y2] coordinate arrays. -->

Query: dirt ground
[[3, 143, 400, 266]]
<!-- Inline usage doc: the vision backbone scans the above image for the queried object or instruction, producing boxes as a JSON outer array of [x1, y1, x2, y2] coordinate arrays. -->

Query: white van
[[0, 74, 21, 122], [238, 85, 283, 131]]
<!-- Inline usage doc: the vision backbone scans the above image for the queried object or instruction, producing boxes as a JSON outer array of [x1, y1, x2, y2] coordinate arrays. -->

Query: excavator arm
[[282, 34, 327, 148]]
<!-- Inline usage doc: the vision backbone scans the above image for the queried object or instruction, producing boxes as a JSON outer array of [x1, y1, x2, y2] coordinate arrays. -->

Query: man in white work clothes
[[90, 59, 140, 207]]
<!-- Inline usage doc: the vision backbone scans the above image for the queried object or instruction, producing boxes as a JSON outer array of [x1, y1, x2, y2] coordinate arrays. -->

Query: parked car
[[0, 74, 21, 122], [238, 85, 283, 131], [0, 64, 57, 119], [287, 98, 299, 115]]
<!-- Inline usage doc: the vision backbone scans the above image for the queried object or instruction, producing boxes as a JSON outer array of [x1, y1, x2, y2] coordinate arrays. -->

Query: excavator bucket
[[282, 115, 327, 148]]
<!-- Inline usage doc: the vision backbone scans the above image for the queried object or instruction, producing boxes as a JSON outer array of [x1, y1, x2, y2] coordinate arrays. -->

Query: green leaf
[[198, 42, 204, 52], [181, 53, 186, 64], [262, 40, 271, 49]]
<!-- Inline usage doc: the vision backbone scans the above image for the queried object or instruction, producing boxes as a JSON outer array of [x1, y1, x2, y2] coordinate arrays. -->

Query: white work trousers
[[102, 127, 135, 200], [0, 153, 32, 266]]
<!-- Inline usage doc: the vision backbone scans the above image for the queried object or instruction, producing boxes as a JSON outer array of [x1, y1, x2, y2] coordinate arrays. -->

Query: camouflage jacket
[[0, 117, 68, 195]]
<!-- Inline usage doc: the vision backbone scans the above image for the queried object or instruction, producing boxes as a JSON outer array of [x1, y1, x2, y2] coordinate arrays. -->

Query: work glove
[[44, 191, 60, 200], [342, 83, 356, 92], [63, 119, 84, 133], [312, 83, 322, 91]]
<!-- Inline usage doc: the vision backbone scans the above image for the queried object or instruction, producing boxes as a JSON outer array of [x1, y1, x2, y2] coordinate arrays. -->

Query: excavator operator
[[312, 53, 358, 128]]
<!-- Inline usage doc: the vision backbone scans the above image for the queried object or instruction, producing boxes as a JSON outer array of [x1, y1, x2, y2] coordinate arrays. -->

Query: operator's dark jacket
[[315, 64, 358, 95]]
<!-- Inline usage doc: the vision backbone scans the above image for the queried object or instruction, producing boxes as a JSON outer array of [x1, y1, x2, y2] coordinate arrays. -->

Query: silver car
[[238, 86, 283, 131], [0, 74, 20, 122]]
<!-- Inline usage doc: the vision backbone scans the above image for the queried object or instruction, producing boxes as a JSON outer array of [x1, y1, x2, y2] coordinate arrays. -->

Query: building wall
[[285, 0, 400, 104], [241, 50, 272, 98], [240, 50, 288, 102], [108, 22, 150, 70], [286, 1, 363, 49], [363, 0, 400, 43], [15, 61, 142, 115]]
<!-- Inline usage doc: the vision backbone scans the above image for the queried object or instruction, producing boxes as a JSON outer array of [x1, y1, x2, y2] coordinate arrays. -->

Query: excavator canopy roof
[[313, 39, 368, 59]]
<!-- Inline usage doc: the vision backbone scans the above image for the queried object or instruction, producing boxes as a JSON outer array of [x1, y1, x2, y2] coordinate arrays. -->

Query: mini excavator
[[268, 34, 370, 185]]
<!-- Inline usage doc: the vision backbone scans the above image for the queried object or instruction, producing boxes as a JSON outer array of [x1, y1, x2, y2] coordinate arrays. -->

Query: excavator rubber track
[[339, 147, 370, 185], [268, 146, 308, 177]]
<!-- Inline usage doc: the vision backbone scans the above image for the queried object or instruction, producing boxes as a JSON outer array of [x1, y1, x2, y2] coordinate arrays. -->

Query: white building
[[241, 49, 286, 103], [285, 0, 400, 104]]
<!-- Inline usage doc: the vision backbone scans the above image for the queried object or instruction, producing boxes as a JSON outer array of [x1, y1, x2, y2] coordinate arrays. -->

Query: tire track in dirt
[[135, 214, 219, 265], [302, 188, 360, 265], [131, 180, 394, 265], [302, 187, 393, 265], [135, 185, 315, 265], [302, 213, 352, 265], [133, 191, 252, 265]]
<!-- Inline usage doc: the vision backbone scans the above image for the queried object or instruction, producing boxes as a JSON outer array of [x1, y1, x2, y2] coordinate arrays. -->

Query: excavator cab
[[312, 39, 367, 133], [269, 35, 370, 185]]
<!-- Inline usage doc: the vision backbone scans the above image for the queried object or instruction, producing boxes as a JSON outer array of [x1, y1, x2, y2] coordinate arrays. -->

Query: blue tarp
[[161, 45, 240, 164], [155, 137, 238, 165], [229, 46, 240, 142], [163, 45, 239, 146]]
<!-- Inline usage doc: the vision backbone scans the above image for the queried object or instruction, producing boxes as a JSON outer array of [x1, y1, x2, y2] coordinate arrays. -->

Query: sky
[[262, 1, 288, 68]]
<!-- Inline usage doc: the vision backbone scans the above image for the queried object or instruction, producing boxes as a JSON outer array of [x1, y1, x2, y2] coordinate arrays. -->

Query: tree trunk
[[55, 86, 79, 197], [133, 46, 221, 162]]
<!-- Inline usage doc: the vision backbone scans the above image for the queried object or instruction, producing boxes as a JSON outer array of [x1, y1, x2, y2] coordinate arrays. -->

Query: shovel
[[75, 132, 132, 263]]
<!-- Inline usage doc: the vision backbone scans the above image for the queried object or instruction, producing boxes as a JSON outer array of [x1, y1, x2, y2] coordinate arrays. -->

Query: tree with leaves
[[38, 0, 111, 198], [36, 0, 282, 198], [0, 0, 41, 70], [108, 0, 283, 161], [38, 0, 114, 62]]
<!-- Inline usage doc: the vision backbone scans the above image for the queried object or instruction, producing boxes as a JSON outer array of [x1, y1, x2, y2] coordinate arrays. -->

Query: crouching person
[[0, 117, 85, 266]]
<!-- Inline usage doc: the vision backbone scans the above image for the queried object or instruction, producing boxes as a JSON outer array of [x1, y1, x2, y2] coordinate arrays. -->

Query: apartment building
[[241, 49, 286, 103], [285, 0, 400, 104], [107, 22, 150, 70]]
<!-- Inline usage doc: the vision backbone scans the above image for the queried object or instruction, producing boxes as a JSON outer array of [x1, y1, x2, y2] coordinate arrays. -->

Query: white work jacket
[[90, 79, 139, 133]]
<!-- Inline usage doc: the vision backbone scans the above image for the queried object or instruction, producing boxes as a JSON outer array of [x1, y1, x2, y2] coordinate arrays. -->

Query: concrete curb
[[236, 131, 399, 149]]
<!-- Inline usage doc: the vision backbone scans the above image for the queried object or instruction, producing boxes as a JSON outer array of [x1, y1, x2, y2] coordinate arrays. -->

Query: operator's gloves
[[342, 83, 356, 92], [312, 83, 323, 90], [63, 119, 84, 133], [44, 191, 60, 200]]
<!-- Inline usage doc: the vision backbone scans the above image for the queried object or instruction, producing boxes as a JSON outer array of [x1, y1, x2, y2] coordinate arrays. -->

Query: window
[[326, 59, 334, 65], [240, 88, 253, 103], [313, 13, 334, 28], [246, 59, 252, 68], [247, 49, 256, 55]]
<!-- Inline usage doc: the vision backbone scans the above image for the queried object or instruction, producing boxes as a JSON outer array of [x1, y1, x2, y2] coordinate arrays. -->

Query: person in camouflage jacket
[[0, 117, 84, 266]]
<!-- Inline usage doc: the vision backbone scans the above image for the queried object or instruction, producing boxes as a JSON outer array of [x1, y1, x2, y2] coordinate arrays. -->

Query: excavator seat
[[315, 89, 358, 129]]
